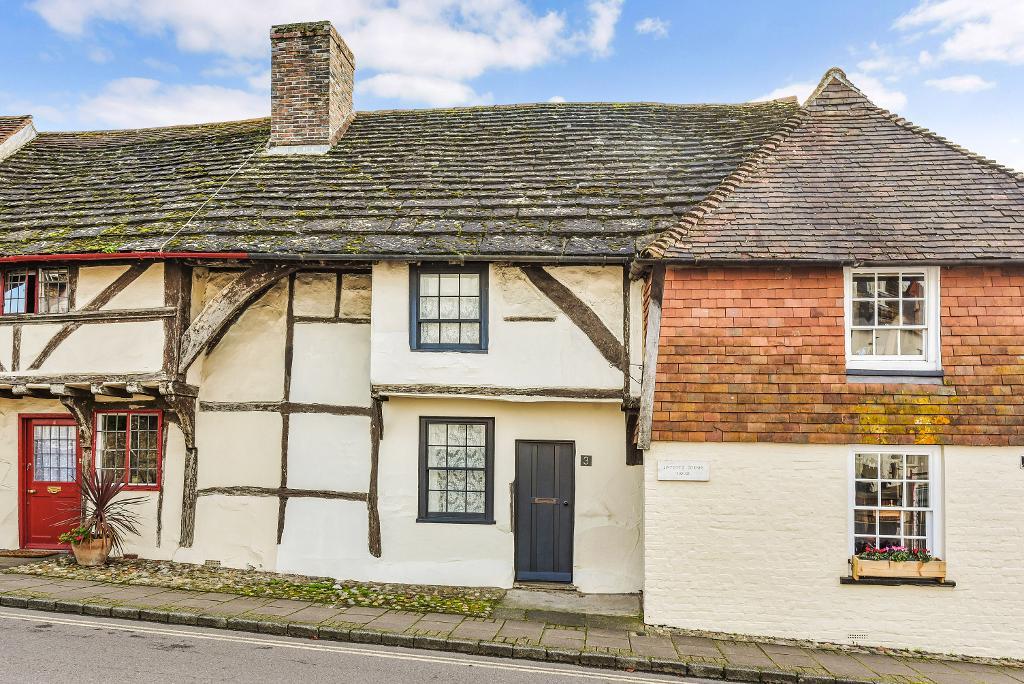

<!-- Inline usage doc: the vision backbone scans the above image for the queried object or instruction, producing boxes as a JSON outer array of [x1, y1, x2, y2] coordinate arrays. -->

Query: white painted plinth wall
[[643, 441, 1024, 658]]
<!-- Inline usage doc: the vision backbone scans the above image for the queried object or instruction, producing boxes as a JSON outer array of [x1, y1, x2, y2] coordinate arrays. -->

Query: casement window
[[1, 267, 70, 315], [409, 264, 488, 351], [849, 448, 942, 555], [94, 411, 162, 489], [844, 267, 940, 372], [418, 417, 495, 523]]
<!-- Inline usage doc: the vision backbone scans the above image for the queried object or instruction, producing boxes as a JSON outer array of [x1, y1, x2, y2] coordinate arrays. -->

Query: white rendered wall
[[278, 397, 643, 593], [370, 263, 632, 391], [643, 441, 1024, 659]]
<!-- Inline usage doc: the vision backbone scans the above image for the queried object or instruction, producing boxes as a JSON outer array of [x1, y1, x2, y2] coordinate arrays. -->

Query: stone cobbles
[[1, 572, 1021, 684]]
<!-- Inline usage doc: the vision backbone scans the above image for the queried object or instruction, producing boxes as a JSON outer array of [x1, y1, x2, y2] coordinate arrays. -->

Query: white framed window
[[848, 446, 942, 556], [844, 266, 940, 372]]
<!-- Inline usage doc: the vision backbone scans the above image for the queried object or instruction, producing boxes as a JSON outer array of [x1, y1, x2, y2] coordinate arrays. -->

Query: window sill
[[416, 517, 495, 525], [840, 576, 956, 588], [846, 369, 944, 385], [410, 347, 489, 354]]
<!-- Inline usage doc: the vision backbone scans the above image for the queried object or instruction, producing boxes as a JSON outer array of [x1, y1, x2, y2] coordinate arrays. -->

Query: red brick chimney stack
[[268, 20, 354, 154]]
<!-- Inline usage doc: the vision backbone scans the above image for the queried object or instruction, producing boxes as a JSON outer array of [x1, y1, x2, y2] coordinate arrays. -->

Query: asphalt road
[[0, 608, 714, 684]]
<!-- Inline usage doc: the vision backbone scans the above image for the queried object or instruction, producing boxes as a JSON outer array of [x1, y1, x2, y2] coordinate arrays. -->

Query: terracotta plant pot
[[70, 537, 112, 567]]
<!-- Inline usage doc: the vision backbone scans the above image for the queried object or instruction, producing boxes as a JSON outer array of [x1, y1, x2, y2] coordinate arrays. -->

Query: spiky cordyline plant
[[61, 470, 145, 555]]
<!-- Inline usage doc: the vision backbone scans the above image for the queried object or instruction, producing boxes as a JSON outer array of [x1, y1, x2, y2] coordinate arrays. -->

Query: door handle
[[562, 500, 569, 506], [27, 489, 36, 494]]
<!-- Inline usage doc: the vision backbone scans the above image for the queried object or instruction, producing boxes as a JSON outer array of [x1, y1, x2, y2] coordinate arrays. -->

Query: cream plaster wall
[[290, 323, 370, 407], [101, 263, 165, 310], [74, 265, 129, 307], [195, 411, 283, 489], [198, 281, 287, 402], [643, 441, 1024, 659], [0, 326, 12, 371], [40, 321, 164, 374], [286, 413, 371, 492], [293, 273, 336, 317], [370, 262, 632, 391], [278, 397, 643, 592]]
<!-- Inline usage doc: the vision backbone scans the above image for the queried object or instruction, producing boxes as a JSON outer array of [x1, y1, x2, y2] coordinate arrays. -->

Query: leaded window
[[33, 424, 77, 482], [852, 450, 940, 554], [95, 411, 162, 488], [2, 267, 71, 315], [418, 418, 494, 523], [37, 268, 70, 313], [410, 265, 488, 351], [2, 270, 32, 314]]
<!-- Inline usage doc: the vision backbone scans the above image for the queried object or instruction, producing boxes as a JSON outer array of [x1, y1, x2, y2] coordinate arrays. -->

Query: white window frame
[[847, 445, 943, 557], [843, 266, 941, 373]]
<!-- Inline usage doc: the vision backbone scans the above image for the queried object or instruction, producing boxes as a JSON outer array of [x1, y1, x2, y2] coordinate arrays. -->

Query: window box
[[851, 556, 946, 582]]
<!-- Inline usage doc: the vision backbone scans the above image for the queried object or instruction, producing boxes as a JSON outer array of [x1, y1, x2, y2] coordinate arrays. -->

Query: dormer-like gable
[[646, 67, 1024, 263]]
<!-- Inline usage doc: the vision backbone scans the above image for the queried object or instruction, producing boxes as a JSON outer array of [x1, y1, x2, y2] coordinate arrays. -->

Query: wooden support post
[[636, 264, 665, 450]]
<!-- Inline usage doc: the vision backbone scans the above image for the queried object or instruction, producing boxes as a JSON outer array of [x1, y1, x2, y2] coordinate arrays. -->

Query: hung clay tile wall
[[652, 265, 1024, 446]]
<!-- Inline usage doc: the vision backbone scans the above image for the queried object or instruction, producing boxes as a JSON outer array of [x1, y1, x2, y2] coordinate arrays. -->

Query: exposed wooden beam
[[126, 382, 161, 397], [28, 263, 151, 371], [197, 486, 368, 502], [636, 264, 665, 451], [50, 384, 91, 398], [91, 383, 132, 398], [519, 266, 625, 370], [178, 264, 297, 374]]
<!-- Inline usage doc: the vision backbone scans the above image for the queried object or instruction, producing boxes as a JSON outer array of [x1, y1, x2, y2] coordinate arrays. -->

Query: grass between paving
[[5, 557, 502, 617]]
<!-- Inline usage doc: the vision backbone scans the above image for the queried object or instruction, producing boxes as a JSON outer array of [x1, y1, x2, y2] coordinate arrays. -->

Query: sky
[[0, 0, 1022, 171]]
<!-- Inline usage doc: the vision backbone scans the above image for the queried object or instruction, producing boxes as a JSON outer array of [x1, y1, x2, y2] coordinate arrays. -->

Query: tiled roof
[[646, 69, 1024, 263], [0, 115, 31, 142], [0, 101, 798, 258]]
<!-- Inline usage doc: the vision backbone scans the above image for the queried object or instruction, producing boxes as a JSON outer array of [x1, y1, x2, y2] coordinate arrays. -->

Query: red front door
[[21, 417, 81, 549]]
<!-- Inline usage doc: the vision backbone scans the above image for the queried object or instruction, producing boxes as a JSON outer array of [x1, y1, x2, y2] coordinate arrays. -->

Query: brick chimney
[[268, 21, 354, 154]]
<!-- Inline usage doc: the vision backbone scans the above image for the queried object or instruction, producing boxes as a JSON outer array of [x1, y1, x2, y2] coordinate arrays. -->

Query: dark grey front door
[[514, 441, 574, 582]]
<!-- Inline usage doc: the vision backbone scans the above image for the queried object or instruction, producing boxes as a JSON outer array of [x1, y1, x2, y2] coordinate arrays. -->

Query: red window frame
[[1, 268, 36, 315], [91, 409, 163, 491], [1, 267, 70, 315]]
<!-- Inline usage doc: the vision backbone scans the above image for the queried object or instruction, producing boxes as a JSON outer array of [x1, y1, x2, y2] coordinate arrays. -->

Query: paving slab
[[364, 611, 423, 632], [3, 569, 1022, 684], [449, 618, 503, 641]]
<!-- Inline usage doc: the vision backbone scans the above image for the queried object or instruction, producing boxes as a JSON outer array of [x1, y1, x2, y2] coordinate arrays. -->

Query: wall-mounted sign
[[657, 460, 710, 481]]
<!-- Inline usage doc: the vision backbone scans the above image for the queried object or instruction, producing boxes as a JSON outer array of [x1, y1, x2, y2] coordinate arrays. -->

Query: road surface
[[0, 608, 713, 683]]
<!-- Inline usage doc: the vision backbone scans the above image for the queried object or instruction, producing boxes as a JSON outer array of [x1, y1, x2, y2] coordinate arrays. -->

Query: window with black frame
[[418, 417, 494, 523], [410, 264, 487, 351]]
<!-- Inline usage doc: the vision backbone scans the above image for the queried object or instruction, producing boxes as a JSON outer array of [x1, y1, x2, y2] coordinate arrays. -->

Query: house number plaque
[[657, 460, 710, 482]]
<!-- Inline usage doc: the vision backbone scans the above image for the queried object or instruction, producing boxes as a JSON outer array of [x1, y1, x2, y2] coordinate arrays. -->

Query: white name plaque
[[657, 460, 710, 482]]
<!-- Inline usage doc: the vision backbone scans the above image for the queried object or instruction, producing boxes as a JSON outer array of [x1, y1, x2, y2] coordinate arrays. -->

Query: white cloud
[[88, 46, 113, 63], [755, 72, 907, 111], [755, 81, 817, 104], [895, 0, 1024, 64], [582, 0, 623, 57], [924, 74, 996, 92], [77, 77, 267, 128], [856, 42, 916, 77], [634, 16, 669, 39], [548, 95, 566, 103], [30, 0, 624, 108], [356, 74, 490, 107]]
